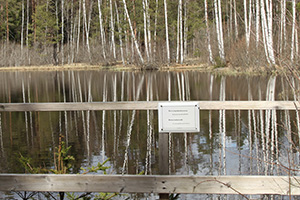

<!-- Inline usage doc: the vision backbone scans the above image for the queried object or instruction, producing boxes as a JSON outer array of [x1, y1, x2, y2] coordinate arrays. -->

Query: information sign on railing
[[158, 102, 200, 133]]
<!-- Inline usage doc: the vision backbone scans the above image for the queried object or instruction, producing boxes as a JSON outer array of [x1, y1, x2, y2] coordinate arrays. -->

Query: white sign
[[158, 102, 200, 133]]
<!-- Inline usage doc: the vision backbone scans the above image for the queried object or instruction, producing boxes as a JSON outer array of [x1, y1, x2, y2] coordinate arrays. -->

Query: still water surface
[[0, 70, 299, 198]]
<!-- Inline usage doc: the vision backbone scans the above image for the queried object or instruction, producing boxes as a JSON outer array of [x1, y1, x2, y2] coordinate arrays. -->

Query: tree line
[[0, 0, 299, 68]]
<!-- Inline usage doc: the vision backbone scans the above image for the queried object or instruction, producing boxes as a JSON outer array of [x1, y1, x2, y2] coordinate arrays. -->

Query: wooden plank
[[0, 174, 299, 195], [159, 134, 170, 199], [0, 101, 299, 112]]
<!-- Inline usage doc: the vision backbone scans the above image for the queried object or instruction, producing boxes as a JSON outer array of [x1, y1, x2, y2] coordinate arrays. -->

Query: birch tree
[[280, 0, 286, 53], [61, 0, 64, 64], [97, 0, 106, 59], [142, 0, 150, 61], [21, 0, 24, 58], [291, 0, 296, 62], [164, 0, 170, 64], [76, 0, 82, 55], [233, 0, 238, 40], [183, 0, 188, 59], [153, 0, 158, 61], [176, 0, 183, 64], [122, 0, 144, 64], [260, 0, 275, 65], [110, 0, 116, 59], [146, 0, 151, 60], [244, 0, 252, 49], [255, 0, 260, 47], [214, 0, 225, 61], [83, 0, 91, 61], [204, 0, 214, 64], [179, 0, 183, 64], [115, 1, 124, 65]]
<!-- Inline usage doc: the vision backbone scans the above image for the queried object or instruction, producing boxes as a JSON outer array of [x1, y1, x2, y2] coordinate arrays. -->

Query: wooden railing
[[0, 101, 299, 111], [0, 101, 300, 198], [0, 174, 299, 195]]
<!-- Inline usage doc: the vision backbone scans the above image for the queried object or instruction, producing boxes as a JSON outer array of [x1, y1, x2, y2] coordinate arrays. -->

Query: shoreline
[[0, 62, 280, 76]]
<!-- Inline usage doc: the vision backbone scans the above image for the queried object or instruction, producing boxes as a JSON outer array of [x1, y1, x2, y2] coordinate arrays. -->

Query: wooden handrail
[[0, 174, 299, 195], [0, 101, 299, 112]]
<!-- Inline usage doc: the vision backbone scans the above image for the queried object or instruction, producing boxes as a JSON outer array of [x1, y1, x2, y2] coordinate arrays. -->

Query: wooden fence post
[[159, 133, 169, 200]]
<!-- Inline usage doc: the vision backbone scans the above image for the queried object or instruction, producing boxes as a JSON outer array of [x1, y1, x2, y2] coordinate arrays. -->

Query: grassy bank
[[0, 60, 280, 76]]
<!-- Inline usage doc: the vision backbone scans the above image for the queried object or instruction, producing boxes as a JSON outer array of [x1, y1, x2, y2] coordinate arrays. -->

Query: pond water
[[0, 70, 299, 198]]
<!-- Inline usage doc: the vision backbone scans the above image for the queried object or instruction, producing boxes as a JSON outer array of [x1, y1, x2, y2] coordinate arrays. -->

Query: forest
[[0, 0, 299, 68]]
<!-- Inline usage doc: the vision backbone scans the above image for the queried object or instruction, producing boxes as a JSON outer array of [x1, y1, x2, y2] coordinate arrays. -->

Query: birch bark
[[204, 0, 214, 64], [76, 0, 81, 55], [83, 0, 91, 61], [21, 0, 24, 57], [146, 0, 151, 60], [97, 0, 106, 59], [256, 0, 260, 47], [164, 0, 170, 64], [115, 1, 125, 65], [244, 0, 252, 49], [142, 0, 149, 61], [110, 0, 116, 59], [122, 0, 144, 64], [61, 0, 64, 64], [261, 0, 275, 64], [184, 0, 188, 61], [291, 0, 296, 62], [153, 0, 158, 61], [233, 0, 238, 40], [176, 5, 180, 63], [179, 0, 183, 64], [214, 0, 225, 61]]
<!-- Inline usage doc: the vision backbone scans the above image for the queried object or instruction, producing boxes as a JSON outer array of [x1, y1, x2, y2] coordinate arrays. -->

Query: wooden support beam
[[0, 101, 299, 112], [0, 174, 299, 195]]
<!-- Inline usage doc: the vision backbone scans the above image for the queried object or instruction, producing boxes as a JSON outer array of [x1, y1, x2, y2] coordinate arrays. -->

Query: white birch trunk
[[97, 0, 106, 59], [184, 0, 188, 59], [142, 0, 150, 61], [21, 0, 24, 58], [233, 0, 238, 40], [244, 0, 248, 47], [26, 0, 29, 58], [229, 0, 232, 38], [280, 0, 286, 53], [256, 0, 260, 48], [176, 5, 180, 63], [291, 0, 296, 62], [218, 0, 225, 60], [110, 0, 116, 59], [61, 0, 64, 65], [153, 0, 158, 61], [179, 0, 183, 64], [115, 1, 125, 65], [268, 0, 275, 64], [164, 0, 170, 64], [244, 0, 252, 49], [214, 0, 225, 61], [145, 0, 151, 60], [70, 0, 74, 63], [204, 0, 214, 63], [296, 28, 298, 58], [76, 0, 81, 55], [87, 0, 93, 34], [83, 0, 91, 61], [122, 0, 144, 64], [265, 0, 275, 64]]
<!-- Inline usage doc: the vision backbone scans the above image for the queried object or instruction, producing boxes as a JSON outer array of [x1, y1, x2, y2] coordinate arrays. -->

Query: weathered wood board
[[0, 101, 299, 112], [0, 174, 300, 195]]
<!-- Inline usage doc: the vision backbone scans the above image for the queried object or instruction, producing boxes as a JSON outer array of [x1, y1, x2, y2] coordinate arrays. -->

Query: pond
[[0, 70, 299, 198]]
